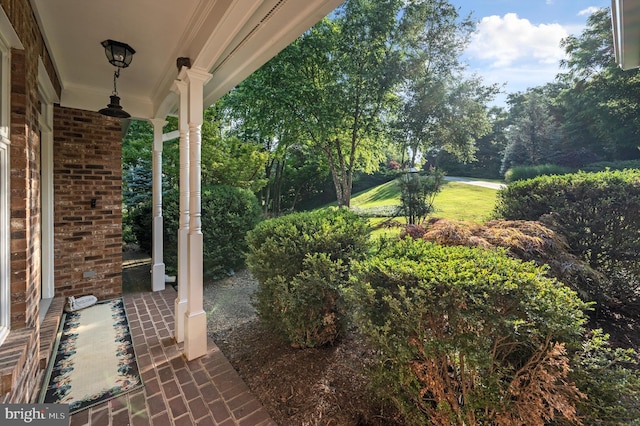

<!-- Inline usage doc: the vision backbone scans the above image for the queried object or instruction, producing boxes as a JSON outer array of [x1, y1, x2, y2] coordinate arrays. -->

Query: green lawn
[[350, 178, 500, 224], [431, 181, 499, 223]]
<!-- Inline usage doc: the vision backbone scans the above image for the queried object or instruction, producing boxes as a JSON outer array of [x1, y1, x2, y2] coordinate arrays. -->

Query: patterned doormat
[[39, 298, 143, 414]]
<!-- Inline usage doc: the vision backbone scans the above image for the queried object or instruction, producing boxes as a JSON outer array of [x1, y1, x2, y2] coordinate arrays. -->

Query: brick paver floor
[[69, 288, 276, 426]]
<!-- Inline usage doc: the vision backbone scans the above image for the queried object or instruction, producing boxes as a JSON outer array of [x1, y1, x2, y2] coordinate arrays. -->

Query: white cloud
[[467, 13, 569, 68], [578, 6, 601, 16]]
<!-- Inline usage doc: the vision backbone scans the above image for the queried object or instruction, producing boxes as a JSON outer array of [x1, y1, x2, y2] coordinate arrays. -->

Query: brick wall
[[53, 107, 123, 301], [1, 0, 62, 404]]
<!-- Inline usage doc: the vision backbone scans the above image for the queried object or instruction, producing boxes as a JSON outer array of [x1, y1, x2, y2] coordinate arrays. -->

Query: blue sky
[[452, 0, 611, 105]]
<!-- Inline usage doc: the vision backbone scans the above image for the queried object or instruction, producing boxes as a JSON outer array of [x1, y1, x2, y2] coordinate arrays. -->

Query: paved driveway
[[444, 176, 506, 190]]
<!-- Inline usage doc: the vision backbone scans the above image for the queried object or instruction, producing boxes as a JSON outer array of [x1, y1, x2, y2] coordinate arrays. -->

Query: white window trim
[[0, 35, 10, 345], [0, 136, 9, 346], [38, 58, 59, 304], [0, 8, 21, 346]]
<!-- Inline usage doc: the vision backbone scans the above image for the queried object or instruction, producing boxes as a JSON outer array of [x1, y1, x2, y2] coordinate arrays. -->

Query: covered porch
[[0, 0, 342, 412], [27, 0, 343, 361], [41, 283, 274, 426]]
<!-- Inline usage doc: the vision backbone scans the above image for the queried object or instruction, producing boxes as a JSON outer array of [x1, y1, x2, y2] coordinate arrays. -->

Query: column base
[[151, 263, 166, 292], [174, 298, 187, 343], [184, 310, 207, 360]]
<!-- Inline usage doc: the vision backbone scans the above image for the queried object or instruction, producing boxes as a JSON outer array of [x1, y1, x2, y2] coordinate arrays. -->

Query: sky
[[452, 0, 611, 106]]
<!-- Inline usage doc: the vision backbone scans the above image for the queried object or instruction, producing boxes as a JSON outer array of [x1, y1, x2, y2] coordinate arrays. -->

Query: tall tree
[[284, 0, 402, 207], [557, 7, 640, 161], [501, 90, 560, 173], [228, 0, 496, 207], [397, 1, 498, 168]]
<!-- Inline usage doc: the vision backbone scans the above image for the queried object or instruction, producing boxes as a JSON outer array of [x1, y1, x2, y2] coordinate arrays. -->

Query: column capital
[[172, 78, 188, 95], [148, 117, 168, 129], [183, 66, 212, 86], [150, 118, 167, 151]]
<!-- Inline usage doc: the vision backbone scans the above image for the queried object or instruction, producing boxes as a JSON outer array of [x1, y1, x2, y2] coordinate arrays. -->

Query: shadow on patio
[[55, 252, 276, 426]]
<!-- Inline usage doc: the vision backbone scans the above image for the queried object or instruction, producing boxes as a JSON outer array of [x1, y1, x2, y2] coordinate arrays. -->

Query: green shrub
[[578, 159, 640, 173], [566, 329, 640, 425], [128, 202, 152, 253], [346, 238, 588, 426], [495, 170, 640, 307], [246, 208, 370, 348], [503, 164, 573, 183], [132, 184, 262, 279]]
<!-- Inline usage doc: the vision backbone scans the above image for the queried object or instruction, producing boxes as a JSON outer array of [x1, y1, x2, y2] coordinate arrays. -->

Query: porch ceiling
[[30, 0, 343, 120]]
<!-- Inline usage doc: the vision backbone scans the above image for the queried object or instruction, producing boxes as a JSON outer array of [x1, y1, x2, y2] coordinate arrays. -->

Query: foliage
[[406, 218, 606, 304], [578, 159, 640, 172], [396, 1, 497, 167], [122, 116, 266, 253], [122, 120, 155, 248], [495, 169, 640, 307], [128, 201, 152, 253], [123, 160, 153, 209], [501, 91, 561, 174], [246, 209, 370, 347], [346, 238, 588, 425], [504, 164, 573, 183], [397, 168, 444, 225], [226, 0, 496, 209], [132, 185, 262, 279], [564, 329, 640, 425], [557, 8, 640, 162], [435, 107, 509, 179], [162, 113, 269, 193]]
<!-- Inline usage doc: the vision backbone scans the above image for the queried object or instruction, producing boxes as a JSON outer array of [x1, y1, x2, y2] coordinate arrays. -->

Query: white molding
[[0, 35, 10, 140], [0, 138, 9, 345], [0, 17, 14, 344], [38, 59, 58, 301], [0, 8, 23, 49]]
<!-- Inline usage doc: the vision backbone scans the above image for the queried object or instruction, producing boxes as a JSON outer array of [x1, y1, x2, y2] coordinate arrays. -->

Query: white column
[[183, 67, 212, 360], [150, 118, 167, 292], [173, 77, 189, 343]]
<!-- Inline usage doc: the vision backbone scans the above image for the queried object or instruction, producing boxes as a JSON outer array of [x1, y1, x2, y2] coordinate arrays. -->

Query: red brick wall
[[4, 0, 60, 330], [2, 0, 62, 404], [53, 107, 123, 300]]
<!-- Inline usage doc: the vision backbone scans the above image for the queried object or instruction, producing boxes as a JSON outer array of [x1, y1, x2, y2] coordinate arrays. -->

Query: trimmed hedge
[[495, 170, 640, 306], [503, 164, 573, 183], [246, 208, 370, 348], [579, 160, 640, 173], [346, 238, 588, 425]]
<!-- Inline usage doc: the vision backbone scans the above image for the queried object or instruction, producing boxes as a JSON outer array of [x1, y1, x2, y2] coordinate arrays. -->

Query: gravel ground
[[203, 268, 259, 335]]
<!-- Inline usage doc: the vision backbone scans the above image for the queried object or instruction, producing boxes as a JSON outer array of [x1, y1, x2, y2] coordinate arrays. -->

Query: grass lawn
[[350, 178, 500, 224], [431, 181, 499, 223]]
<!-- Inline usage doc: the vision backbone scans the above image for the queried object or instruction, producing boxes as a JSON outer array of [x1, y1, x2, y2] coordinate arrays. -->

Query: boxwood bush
[[495, 169, 640, 306], [346, 237, 588, 425], [246, 208, 370, 348]]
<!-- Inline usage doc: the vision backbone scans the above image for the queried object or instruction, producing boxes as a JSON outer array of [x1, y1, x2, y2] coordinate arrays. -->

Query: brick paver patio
[[66, 288, 276, 426]]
